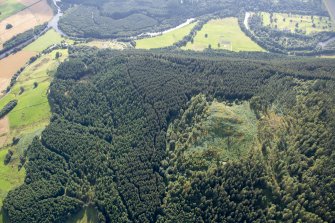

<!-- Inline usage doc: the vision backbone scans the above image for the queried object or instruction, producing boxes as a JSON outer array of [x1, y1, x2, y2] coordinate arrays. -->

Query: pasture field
[[183, 18, 264, 52], [136, 22, 197, 49], [23, 29, 64, 52], [0, 148, 25, 207], [0, 0, 53, 47], [259, 12, 335, 34], [0, 49, 68, 214], [0, 0, 25, 21]]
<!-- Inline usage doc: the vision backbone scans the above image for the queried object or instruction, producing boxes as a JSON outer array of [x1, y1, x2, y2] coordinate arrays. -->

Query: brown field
[[0, 51, 37, 93], [0, 117, 9, 147], [0, 0, 53, 48]]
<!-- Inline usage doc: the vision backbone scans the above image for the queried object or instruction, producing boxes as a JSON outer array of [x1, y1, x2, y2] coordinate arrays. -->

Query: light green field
[[136, 22, 197, 49], [0, 0, 25, 21], [82, 40, 129, 50], [260, 12, 335, 34], [0, 149, 25, 206], [183, 17, 264, 52], [0, 50, 68, 215], [23, 29, 66, 52]]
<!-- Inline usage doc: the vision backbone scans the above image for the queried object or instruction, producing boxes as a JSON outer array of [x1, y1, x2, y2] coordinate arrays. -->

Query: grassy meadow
[[259, 12, 335, 34], [0, 49, 68, 216], [183, 17, 264, 52], [136, 22, 197, 49], [23, 29, 66, 52], [0, 0, 25, 21]]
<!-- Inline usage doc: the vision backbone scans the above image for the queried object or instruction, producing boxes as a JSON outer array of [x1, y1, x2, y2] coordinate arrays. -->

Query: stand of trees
[[3, 48, 335, 222], [0, 100, 17, 119]]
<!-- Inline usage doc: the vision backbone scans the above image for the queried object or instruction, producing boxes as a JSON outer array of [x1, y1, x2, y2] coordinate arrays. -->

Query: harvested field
[[0, 0, 53, 47], [0, 51, 36, 93]]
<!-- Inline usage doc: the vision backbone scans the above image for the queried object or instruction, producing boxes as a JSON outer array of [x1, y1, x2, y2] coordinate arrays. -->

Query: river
[[48, 0, 67, 37], [137, 18, 196, 38]]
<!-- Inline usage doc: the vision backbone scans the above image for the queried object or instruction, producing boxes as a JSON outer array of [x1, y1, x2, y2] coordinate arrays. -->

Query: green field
[[23, 29, 66, 52], [259, 12, 335, 34], [183, 17, 264, 52], [0, 49, 68, 217], [136, 22, 197, 49], [0, 0, 25, 21]]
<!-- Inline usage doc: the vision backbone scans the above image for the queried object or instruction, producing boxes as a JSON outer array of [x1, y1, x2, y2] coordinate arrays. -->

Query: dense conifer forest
[[58, 0, 326, 38], [3, 48, 335, 222]]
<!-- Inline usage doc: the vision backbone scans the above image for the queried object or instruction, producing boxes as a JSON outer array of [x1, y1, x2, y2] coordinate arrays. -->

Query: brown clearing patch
[[0, 0, 53, 47], [0, 116, 10, 147], [0, 51, 37, 93]]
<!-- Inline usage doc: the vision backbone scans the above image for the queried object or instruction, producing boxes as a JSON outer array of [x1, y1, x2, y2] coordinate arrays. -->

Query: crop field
[[0, 51, 37, 94], [0, 0, 53, 47], [0, 49, 68, 214], [0, 0, 25, 21], [136, 22, 197, 49], [259, 12, 335, 34], [183, 18, 264, 52]]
